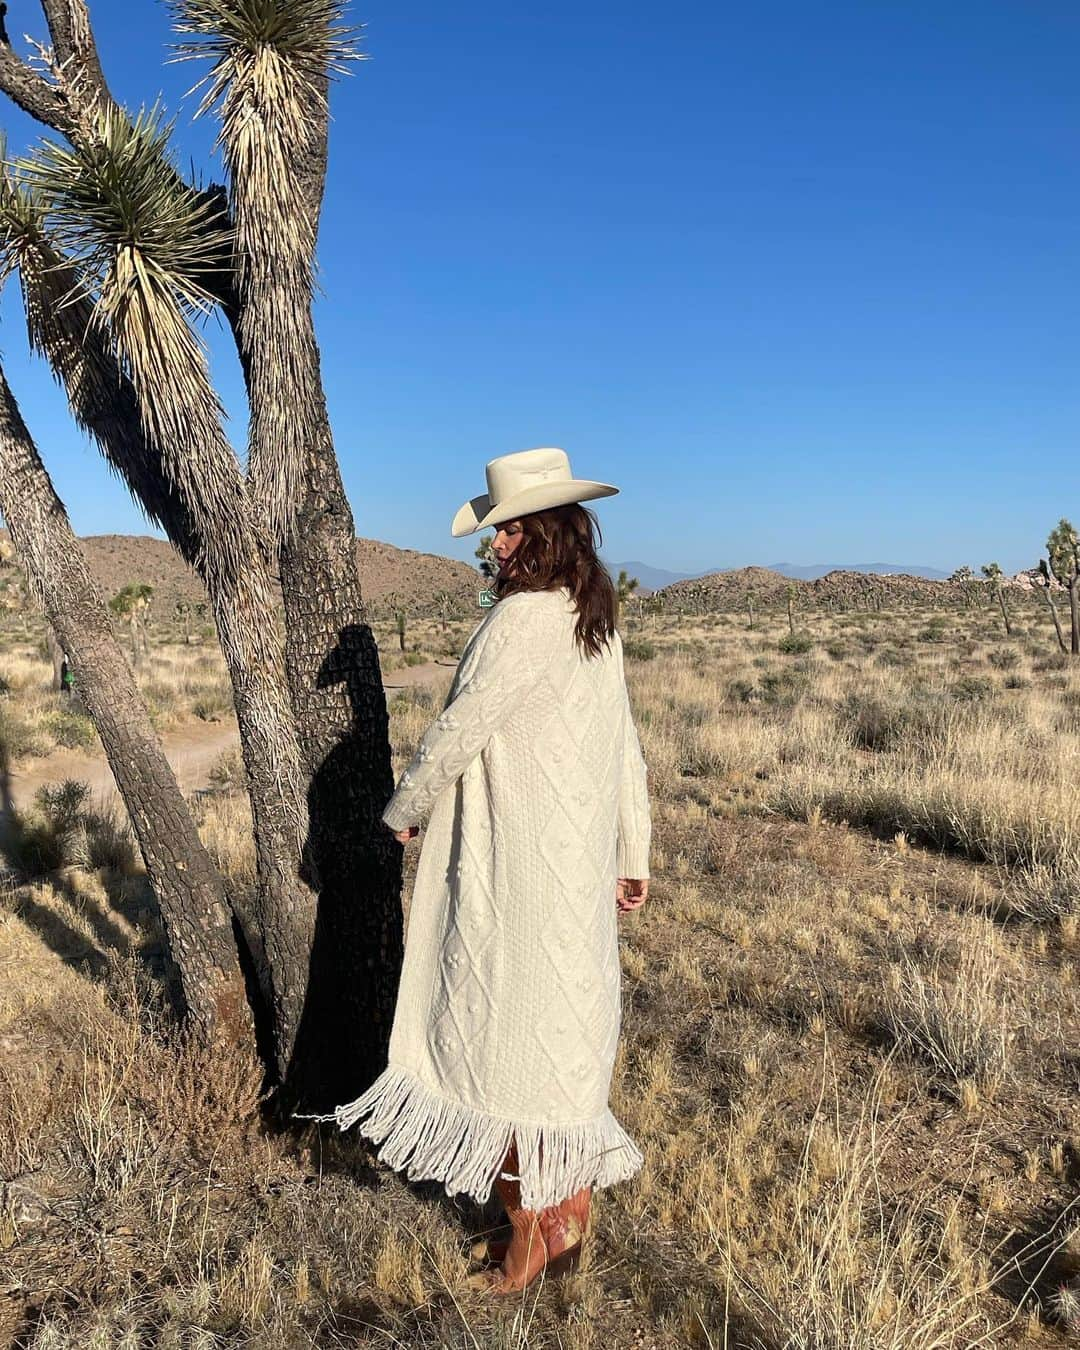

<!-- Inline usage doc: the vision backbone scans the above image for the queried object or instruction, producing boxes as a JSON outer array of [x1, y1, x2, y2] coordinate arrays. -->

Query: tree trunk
[[11, 242, 318, 1077], [1040, 581, 1067, 653], [1071, 576, 1080, 657], [45, 625, 63, 690], [0, 367, 254, 1047], [275, 431, 404, 1113], [995, 585, 1012, 637]]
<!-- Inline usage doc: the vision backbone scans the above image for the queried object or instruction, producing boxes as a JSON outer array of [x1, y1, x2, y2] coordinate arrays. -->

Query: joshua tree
[[616, 569, 639, 627], [395, 609, 407, 653], [785, 583, 797, 635], [0, 2, 401, 1105], [0, 365, 251, 1042], [1036, 558, 1067, 654], [475, 533, 496, 581], [950, 565, 980, 609], [980, 562, 1012, 637], [109, 582, 154, 664], [174, 599, 192, 644], [1047, 519, 1080, 656], [746, 590, 755, 631]]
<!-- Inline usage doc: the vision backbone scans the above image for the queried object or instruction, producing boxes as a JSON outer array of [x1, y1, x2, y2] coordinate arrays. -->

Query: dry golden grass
[[0, 636, 235, 759], [0, 602, 1077, 1346]]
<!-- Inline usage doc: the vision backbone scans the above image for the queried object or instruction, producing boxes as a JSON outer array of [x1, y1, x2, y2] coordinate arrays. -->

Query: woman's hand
[[390, 824, 419, 845], [616, 878, 648, 913]]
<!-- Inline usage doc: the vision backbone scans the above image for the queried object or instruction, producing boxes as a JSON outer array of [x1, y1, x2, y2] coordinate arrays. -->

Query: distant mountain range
[[608, 560, 952, 591]]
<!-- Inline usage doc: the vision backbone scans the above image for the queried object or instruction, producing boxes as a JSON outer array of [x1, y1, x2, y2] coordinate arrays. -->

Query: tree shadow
[[284, 623, 404, 1115], [991, 1194, 1080, 1321], [0, 741, 165, 980]]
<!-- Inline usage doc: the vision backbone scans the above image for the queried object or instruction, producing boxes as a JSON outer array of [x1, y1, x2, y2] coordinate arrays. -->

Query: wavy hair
[[494, 504, 617, 657]]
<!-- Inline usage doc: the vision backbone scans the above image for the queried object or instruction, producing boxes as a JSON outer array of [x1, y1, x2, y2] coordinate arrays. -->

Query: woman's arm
[[382, 596, 557, 832], [614, 634, 651, 880]]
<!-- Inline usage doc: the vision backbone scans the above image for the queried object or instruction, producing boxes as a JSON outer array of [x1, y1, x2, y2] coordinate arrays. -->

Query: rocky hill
[[655, 566, 1026, 610], [16, 534, 481, 620]]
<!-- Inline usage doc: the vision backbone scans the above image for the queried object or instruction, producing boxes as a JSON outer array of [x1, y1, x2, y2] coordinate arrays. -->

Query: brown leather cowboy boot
[[477, 1172, 592, 1293]]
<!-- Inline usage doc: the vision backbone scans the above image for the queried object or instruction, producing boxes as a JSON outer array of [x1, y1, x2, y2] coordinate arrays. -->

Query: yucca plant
[[1047, 519, 1080, 656], [979, 562, 1012, 637], [0, 0, 401, 1107]]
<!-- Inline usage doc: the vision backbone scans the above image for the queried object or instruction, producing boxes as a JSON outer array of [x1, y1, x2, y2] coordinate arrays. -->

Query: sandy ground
[[8, 660, 452, 814]]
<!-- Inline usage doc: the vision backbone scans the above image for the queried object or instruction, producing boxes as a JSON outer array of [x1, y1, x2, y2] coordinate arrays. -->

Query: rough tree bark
[[0, 364, 253, 1045], [0, 3, 404, 1098], [215, 45, 403, 1107]]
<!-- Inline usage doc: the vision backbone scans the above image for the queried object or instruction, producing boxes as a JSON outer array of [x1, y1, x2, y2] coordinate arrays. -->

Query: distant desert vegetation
[[0, 549, 1077, 1347]]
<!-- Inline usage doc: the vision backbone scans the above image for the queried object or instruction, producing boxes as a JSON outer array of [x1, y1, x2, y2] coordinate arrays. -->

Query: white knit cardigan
[[329, 588, 651, 1210]]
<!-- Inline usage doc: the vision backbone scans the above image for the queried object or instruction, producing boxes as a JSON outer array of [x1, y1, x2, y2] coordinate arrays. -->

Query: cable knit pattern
[[328, 588, 651, 1210]]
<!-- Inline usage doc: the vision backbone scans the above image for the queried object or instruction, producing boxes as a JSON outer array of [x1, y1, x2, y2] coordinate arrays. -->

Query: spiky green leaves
[[170, 0, 359, 543], [8, 104, 247, 553], [16, 103, 231, 318], [1047, 520, 1079, 586], [172, 0, 358, 85]]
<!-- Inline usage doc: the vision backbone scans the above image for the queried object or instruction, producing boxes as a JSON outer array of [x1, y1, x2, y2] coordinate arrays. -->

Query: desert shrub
[[0, 703, 47, 761], [208, 747, 246, 793], [726, 678, 757, 703], [1034, 651, 1070, 674], [987, 646, 1021, 671], [6, 780, 91, 876], [193, 693, 230, 721], [839, 693, 907, 753], [874, 646, 915, 669], [759, 668, 810, 707], [1004, 674, 1030, 690], [622, 637, 657, 662], [1000, 864, 1080, 922], [44, 709, 97, 750], [879, 943, 1012, 1089], [824, 641, 849, 662], [403, 650, 427, 667], [950, 675, 995, 703], [777, 632, 813, 655], [917, 619, 949, 643]]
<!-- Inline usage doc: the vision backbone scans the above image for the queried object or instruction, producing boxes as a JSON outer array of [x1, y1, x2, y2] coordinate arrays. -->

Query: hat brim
[[451, 480, 619, 537]]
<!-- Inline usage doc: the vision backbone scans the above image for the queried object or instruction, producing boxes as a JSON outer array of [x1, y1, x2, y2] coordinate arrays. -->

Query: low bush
[[879, 942, 1012, 1090], [777, 631, 813, 655], [759, 668, 810, 707], [193, 694, 230, 722], [839, 693, 907, 752], [622, 637, 658, 662], [950, 675, 995, 703], [44, 710, 97, 750]]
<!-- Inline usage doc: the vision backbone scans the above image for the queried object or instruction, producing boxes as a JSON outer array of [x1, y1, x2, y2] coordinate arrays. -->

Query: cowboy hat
[[451, 447, 619, 538]]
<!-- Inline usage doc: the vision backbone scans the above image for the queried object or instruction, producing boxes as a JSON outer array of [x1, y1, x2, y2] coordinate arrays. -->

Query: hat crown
[[485, 448, 572, 508]]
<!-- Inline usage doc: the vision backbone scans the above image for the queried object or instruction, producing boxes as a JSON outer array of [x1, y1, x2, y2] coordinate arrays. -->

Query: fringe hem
[[311, 1064, 643, 1211]]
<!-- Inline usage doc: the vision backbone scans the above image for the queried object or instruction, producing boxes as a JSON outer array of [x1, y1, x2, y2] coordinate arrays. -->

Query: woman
[[328, 447, 651, 1293]]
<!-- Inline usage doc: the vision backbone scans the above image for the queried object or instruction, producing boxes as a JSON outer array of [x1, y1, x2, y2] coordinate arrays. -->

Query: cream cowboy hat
[[451, 447, 619, 538]]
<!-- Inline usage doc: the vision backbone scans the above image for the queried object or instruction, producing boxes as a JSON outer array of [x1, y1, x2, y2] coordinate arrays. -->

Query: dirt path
[[8, 660, 453, 814]]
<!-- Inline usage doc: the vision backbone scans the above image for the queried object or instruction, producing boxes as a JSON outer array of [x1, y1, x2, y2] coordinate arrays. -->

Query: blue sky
[[0, 0, 1077, 575]]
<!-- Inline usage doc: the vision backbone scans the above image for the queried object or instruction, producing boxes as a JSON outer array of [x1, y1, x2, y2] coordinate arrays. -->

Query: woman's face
[[491, 520, 525, 575]]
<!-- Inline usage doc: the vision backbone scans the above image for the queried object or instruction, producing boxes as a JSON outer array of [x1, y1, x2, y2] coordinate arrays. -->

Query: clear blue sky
[[0, 0, 1077, 575]]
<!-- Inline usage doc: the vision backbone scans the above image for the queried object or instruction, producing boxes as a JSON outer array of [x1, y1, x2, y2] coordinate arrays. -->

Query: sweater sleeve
[[614, 634, 651, 879], [382, 596, 555, 832]]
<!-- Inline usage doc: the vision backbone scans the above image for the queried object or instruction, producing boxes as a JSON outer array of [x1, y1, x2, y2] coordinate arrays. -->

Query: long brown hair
[[495, 504, 617, 657]]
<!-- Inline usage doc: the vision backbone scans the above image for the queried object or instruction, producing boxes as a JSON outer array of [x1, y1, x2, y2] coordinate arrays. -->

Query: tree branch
[[0, 42, 71, 131], [39, 0, 111, 105]]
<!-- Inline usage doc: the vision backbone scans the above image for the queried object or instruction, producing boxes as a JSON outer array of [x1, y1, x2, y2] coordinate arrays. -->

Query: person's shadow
[[283, 623, 405, 1116]]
